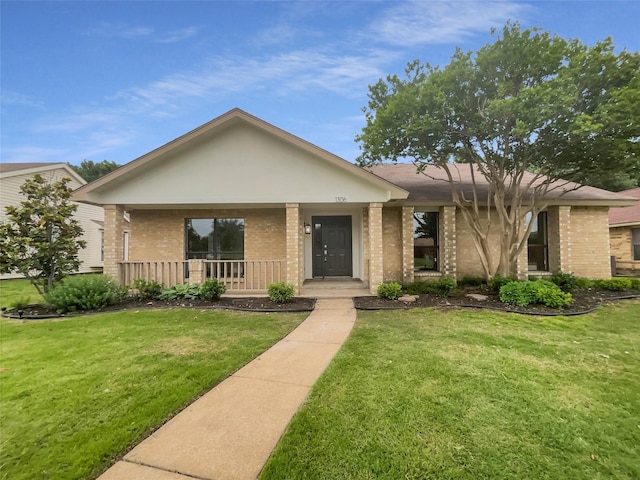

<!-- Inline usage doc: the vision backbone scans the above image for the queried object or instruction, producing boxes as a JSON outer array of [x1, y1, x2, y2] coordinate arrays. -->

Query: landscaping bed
[[1, 296, 316, 319], [354, 286, 640, 315]]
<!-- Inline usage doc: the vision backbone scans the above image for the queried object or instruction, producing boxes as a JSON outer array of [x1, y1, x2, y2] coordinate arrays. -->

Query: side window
[[413, 211, 439, 271], [527, 211, 548, 271]]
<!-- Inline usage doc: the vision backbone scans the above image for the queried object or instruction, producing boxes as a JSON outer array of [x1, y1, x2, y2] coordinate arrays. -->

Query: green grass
[[0, 278, 42, 309], [261, 301, 640, 480], [0, 308, 306, 480]]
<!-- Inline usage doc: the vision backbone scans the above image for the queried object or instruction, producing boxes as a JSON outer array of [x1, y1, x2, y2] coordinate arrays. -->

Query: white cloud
[[369, 1, 530, 46], [1, 146, 67, 164], [1, 90, 44, 109], [86, 22, 200, 43]]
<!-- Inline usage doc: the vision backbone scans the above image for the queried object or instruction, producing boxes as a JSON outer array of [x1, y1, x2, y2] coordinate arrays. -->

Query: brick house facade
[[609, 188, 640, 276], [73, 109, 637, 294]]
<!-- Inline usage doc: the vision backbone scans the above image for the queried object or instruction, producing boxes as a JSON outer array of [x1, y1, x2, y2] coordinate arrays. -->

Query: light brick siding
[[441, 206, 457, 278], [285, 203, 301, 293], [103, 205, 125, 279], [368, 203, 383, 294], [548, 206, 571, 273], [569, 207, 611, 279], [362, 207, 370, 284], [401, 206, 415, 283], [454, 207, 500, 279], [129, 207, 285, 265], [382, 207, 402, 282], [610, 226, 633, 261]]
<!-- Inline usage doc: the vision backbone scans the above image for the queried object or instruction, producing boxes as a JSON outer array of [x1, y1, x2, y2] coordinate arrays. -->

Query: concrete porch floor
[[300, 277, 372, 298]]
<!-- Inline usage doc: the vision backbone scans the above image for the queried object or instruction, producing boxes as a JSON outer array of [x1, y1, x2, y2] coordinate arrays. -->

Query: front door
[[312, 216, 353, 277]]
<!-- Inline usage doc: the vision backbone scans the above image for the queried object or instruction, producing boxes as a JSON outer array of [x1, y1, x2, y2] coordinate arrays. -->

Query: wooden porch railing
[[119, 259, 287, 291]]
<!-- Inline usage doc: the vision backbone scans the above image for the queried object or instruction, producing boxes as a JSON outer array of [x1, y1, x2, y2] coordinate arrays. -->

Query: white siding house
[[0, 162, 105, 279]]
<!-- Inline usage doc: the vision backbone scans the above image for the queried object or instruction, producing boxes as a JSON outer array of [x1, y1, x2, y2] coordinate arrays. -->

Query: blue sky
[[2, 1, 639, 167]]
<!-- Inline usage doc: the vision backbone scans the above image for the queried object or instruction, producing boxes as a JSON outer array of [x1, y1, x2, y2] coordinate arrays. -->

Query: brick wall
[[382, 207, 403, 281], [129, 208, 286, 261], [610, 226, 633, 261], [569, 207, 611, 278]]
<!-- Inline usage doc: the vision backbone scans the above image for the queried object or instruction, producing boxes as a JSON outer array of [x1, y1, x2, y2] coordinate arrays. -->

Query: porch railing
[[119, 259, 287, 291]]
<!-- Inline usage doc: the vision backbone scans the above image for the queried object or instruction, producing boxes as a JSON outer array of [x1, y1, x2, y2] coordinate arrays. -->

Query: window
[[185, 218, 244, 260], [413, 211, 439, 271], [527, 211, 548, 271], [633, 228, 640, 261]]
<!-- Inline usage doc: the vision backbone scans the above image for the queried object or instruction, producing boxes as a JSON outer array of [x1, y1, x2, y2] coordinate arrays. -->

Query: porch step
[[300, 278, 373, 298]]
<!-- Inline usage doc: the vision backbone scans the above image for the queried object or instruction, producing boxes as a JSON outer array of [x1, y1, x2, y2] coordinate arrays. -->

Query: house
[[72, 109, 637, 294], [1, 162, 105, 279], [609, 187, 640, 276]]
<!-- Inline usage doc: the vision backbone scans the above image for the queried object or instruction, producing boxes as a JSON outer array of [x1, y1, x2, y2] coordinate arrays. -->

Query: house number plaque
[[335, 196, 347, 202]]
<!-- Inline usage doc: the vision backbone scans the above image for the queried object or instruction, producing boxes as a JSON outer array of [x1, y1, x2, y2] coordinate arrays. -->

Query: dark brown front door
[[312, 216, 352, 277]]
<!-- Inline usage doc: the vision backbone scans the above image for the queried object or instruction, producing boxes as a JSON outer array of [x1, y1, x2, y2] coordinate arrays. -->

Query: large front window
[[185, 218, 244, 260], [414, 211, 439, 271], [527, 211, 548, 271]]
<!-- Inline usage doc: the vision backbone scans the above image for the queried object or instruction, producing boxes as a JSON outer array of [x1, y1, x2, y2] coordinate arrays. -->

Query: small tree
[[0, 174, 86, 294], [357, 22, 640, 280]]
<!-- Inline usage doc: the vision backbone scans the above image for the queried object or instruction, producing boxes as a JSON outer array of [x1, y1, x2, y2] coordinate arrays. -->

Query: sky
[[2, 1, 639, 167]]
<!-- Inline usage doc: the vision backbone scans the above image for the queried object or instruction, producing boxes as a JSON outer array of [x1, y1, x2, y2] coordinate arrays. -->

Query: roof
[[0, 162, 56, 174], [608, 187, 640, 226], [0, 162, 87, 185], [369, 163, 638, 207], [73, 108, 408, 206]]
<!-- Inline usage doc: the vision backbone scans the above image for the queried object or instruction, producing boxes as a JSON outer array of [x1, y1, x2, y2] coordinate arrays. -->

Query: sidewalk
[[99, 298, 356, 480]]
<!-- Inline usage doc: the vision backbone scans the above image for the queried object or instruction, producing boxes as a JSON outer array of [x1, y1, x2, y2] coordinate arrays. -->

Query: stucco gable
[[74, 109, 407, 207]]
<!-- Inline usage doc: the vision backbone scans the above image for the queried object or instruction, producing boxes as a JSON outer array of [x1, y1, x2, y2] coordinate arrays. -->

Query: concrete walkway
[[99, 298, 356, 480]]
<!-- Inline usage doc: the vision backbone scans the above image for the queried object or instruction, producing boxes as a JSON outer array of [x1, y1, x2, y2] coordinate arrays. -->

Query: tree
[[69, 159, 120, 183], [0, 174, 86, 294], [357, 22, 640, 280]]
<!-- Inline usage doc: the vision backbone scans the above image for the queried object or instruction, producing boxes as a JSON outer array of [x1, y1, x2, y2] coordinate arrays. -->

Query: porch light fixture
[[304, 223, 312, 235]]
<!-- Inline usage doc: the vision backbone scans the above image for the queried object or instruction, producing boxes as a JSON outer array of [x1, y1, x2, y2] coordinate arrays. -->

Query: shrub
[[132, 278, 163, 301], [630, 278, 640, 291], [377, 282, 403, 300], [434, 276, 457, 296], [499, 281, 538, 307], [268, 282, 295, 304], [44, 274, 126, 313], [403, 281, 430, 295], [199, 278, 226, 301], [549, 271, 578, 292], [159, 283, 200, 300], [490, 274, 514, 293], [458, 276, 487, 287], [403, 277, 456, 297], [574, 277, 595, 289], [595, 278, 632, 291], [499, 279, 573, 308]]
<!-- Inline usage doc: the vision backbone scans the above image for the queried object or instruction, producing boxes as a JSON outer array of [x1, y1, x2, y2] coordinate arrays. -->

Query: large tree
[[69, 159, 120, 183], [357, 22, 640, 280], [0, 174, 86, 294]]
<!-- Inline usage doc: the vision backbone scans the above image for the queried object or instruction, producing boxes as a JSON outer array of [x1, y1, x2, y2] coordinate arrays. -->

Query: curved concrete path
[[99, 298, 356, 480]]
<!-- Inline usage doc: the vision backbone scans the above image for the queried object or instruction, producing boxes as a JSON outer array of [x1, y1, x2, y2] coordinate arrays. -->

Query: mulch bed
[[3, 288, 639, 319], [354, 286, 640, 316]]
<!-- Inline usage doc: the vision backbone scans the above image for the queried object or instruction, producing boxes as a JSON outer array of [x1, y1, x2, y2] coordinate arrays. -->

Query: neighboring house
[[72, 109, 637, 294], [0, 162, 104, 279], [609, 187, 640, 276]]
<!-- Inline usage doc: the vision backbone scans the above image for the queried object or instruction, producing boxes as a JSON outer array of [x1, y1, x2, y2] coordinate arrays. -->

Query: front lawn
[[262, 301, 640, 480], [0, 308, 306, 480]]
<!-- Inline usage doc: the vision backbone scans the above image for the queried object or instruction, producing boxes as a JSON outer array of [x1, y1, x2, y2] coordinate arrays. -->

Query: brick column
[[368, 203, 383, 294], [286, 203, 301, 294], [362, 207, 370, 285], [440, 206, 457, 279], [548, 206, 572, 273], [402, 206, 415, 283], [103, 204, 125, 282], [188, 259, 205, 285]]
